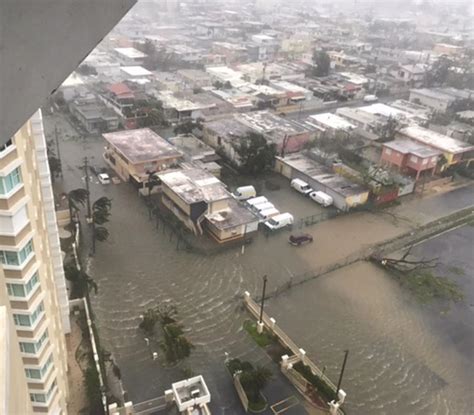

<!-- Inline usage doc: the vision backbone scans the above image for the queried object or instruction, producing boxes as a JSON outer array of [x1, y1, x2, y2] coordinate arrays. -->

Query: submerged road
[[44, 112, 474, 415]]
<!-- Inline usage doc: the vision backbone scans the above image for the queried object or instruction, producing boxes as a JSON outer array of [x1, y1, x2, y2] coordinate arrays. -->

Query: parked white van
[[254, 201, 275, 213], [290, 178, 312, 195], [363, 94, 378, 103], [309, 191, 333, 207], [247, 196, 268, 208], [264, 213, 294, 230], [233, 185, 257, 201], [259, 207, 280, 221]]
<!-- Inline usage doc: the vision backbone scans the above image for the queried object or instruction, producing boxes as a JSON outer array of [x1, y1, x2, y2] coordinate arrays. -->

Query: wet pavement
[[43, 112, 474, 415]]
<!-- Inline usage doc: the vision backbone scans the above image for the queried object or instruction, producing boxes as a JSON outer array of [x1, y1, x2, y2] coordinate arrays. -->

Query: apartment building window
[[30, 393, 46, 403], [20, 329, 49, 354], [0, 167, 22, 194], [30, 379, 57, 404], [25, 368, 41, 379], [25, 353, 53, 380], [7, 271, 39, 297], [0, 239, 34, 266], [13, 301, 44, 327]]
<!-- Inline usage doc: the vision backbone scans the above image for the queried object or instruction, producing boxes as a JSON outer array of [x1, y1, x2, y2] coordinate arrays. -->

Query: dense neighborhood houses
[[10, 1, 472, 415], [48, 0, 474, 243]]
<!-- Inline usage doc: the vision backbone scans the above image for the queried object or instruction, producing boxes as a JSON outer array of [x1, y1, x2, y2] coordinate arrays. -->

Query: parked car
[[363, 94, 378, 103], [264, 213, 294, 231], [289, 234, 313, 246], [98, 173, 111, 184], [233, 185, 256, 201], [309, 191, 333, 207], [291, 178, 312, 196]]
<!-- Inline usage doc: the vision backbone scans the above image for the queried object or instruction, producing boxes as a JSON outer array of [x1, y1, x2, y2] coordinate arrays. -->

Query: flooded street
[[44, 113, 474, 414]]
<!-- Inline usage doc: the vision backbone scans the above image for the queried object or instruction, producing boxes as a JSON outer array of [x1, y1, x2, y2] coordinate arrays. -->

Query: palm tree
[[66, 188, 89, 223], [64, 263, 97, 300], [91, 197, 112, 255]]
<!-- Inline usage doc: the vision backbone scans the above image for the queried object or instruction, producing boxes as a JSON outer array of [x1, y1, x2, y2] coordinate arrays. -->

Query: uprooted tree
[[371, 245, 463, 304]]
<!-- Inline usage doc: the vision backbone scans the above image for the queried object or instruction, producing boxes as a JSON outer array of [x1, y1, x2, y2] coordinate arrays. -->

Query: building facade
[[0, 111, 70, 414]]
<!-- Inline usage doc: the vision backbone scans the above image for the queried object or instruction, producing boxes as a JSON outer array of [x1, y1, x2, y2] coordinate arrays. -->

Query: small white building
[[171, 376, 211, 413], [306, 113, 356, 138], [119, 66, 153, 78], [409, 88, 456, 113], [113, 47, 147, 66]]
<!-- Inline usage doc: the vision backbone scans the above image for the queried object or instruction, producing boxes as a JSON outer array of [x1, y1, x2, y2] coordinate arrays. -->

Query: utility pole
[[54, 126, 63, 179], [83, 157, 92, 222], [336, 349, 349, 401], [258, 275, 268, 325]]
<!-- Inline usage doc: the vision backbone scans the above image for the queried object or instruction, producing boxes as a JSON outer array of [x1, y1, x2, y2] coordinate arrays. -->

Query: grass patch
[[394, 270, 464, 304], [449, 266, 465, 276], [243, 320, 276, 347], [248, 398, 267, 412]]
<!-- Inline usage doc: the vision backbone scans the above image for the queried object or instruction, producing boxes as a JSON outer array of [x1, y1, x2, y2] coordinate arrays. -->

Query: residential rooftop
[[206, 198, 258, 230], [238, 111, 308, 138], [276, 153, 368, 197], [103, 128, 182, 164], [168, 134, 217, 162], [120, 66, 152, 77], [114, 47, 147, 59], [205, 117, 251, 139], [308, 113, 356, 131], [410, 88, 456, 102], [158, 168, 229, 205], [383, 139, 441, 158], [359, 103, 413, 120], [399, 125, 474, 154]]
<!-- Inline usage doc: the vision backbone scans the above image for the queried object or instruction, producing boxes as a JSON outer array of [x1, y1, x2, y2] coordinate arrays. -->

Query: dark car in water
[[289, 234, 313, 246]]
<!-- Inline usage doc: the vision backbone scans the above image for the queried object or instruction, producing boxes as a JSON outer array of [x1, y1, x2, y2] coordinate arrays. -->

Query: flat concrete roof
[[308, 113, 356, 131], [359, 103, 411, 120], [103, 128, 182, 164], [168, 134, 216, 160], [114, 47, 147, 59], [238, 111, 308, 136], [410, 88, 455, 102], [206, 198, 258, 230], [399, 125, 474, 154], [384, 139, 441, 158], [276, 154, 368, 197], [120, 66, 152, 77], [158, 168, 229, 205]]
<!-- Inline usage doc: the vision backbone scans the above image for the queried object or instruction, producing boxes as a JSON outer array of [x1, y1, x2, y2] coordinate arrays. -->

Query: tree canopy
[[235, 132, 277, 175], [312, 50, 331, 77]]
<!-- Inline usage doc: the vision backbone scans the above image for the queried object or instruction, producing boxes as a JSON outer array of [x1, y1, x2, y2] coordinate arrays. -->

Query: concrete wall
[[0, 0, 137, 145]]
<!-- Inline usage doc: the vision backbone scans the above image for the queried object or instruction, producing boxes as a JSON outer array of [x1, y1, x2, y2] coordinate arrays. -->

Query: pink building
[[103, 128, 183, 187], [380, 139, 440, 180]]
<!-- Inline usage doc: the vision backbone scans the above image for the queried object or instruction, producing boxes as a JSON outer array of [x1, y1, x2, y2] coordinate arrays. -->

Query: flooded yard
[[44, 113, 474, 414]]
